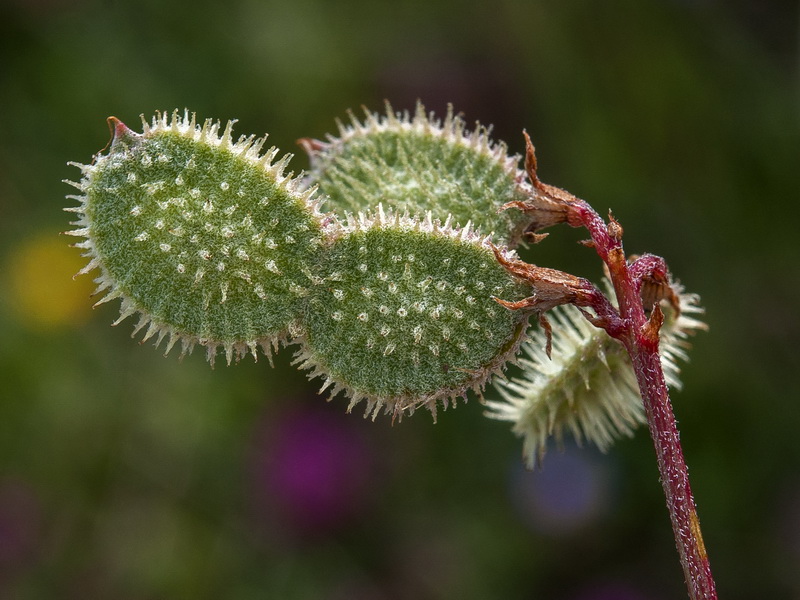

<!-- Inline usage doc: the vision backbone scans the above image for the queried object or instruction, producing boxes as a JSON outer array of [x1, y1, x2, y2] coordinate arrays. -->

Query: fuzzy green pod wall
[[301, 103, 533, 247], [296, 209, 531, 418], [65, 111, 326, 363]]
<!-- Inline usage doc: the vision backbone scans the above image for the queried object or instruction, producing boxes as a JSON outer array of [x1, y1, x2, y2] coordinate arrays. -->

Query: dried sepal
[[630, 253, 680, 314], [490, 244, 595, 313], [500, 131, 585, 236], [491, 244, 624, 354]]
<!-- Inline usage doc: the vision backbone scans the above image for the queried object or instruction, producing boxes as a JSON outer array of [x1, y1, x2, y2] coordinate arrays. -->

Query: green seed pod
[[301, 102, 533, 247], [485, 281, 707, 467], [295, 207, 532, 419], [65, 110, 325, 363]]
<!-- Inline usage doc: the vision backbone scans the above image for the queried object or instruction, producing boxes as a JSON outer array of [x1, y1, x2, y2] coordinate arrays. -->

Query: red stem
[[630, 341, 717, 600], [572, 201, 718, 600]]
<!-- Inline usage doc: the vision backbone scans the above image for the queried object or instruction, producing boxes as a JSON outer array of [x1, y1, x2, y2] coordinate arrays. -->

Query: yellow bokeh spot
[[5, 232, 96, 330]]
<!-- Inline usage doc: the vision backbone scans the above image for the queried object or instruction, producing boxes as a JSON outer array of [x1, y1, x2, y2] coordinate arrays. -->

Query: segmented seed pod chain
[[66, 107, 704, 435], [66, 109, 532, 416]]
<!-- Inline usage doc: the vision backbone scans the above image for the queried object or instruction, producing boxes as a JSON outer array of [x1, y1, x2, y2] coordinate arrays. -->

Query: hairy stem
[[573, 200, 718, 600], [630, 342, 717, 600]]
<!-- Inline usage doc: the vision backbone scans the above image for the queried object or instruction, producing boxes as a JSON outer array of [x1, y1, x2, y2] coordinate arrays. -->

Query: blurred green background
[[1, 0, 798, 598]]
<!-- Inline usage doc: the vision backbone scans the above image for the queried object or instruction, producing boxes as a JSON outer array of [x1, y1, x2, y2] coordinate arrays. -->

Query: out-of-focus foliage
[[0, 0, 797, 598]]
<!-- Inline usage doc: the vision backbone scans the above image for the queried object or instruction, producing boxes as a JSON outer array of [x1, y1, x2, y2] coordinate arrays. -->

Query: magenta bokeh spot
[[253, 405, 375, 535]]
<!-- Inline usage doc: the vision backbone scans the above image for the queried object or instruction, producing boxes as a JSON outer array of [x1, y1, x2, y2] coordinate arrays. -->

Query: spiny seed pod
[[295, 207, 532, 419], [65, 110, 326, 364], [485, 281, 707, 467], [301, 102, 533, 247]]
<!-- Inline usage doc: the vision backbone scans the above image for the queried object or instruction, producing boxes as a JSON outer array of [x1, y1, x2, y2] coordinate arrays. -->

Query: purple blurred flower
[[508, 447, 613, 537], [251, 403, 377, 537]]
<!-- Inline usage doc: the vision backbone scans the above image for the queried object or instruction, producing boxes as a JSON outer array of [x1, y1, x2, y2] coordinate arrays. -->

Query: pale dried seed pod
[[485, 279, 707, 467]]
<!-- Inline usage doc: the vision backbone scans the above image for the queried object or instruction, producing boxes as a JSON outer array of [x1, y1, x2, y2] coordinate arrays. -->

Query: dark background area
[[1, 0, 798, 598]]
